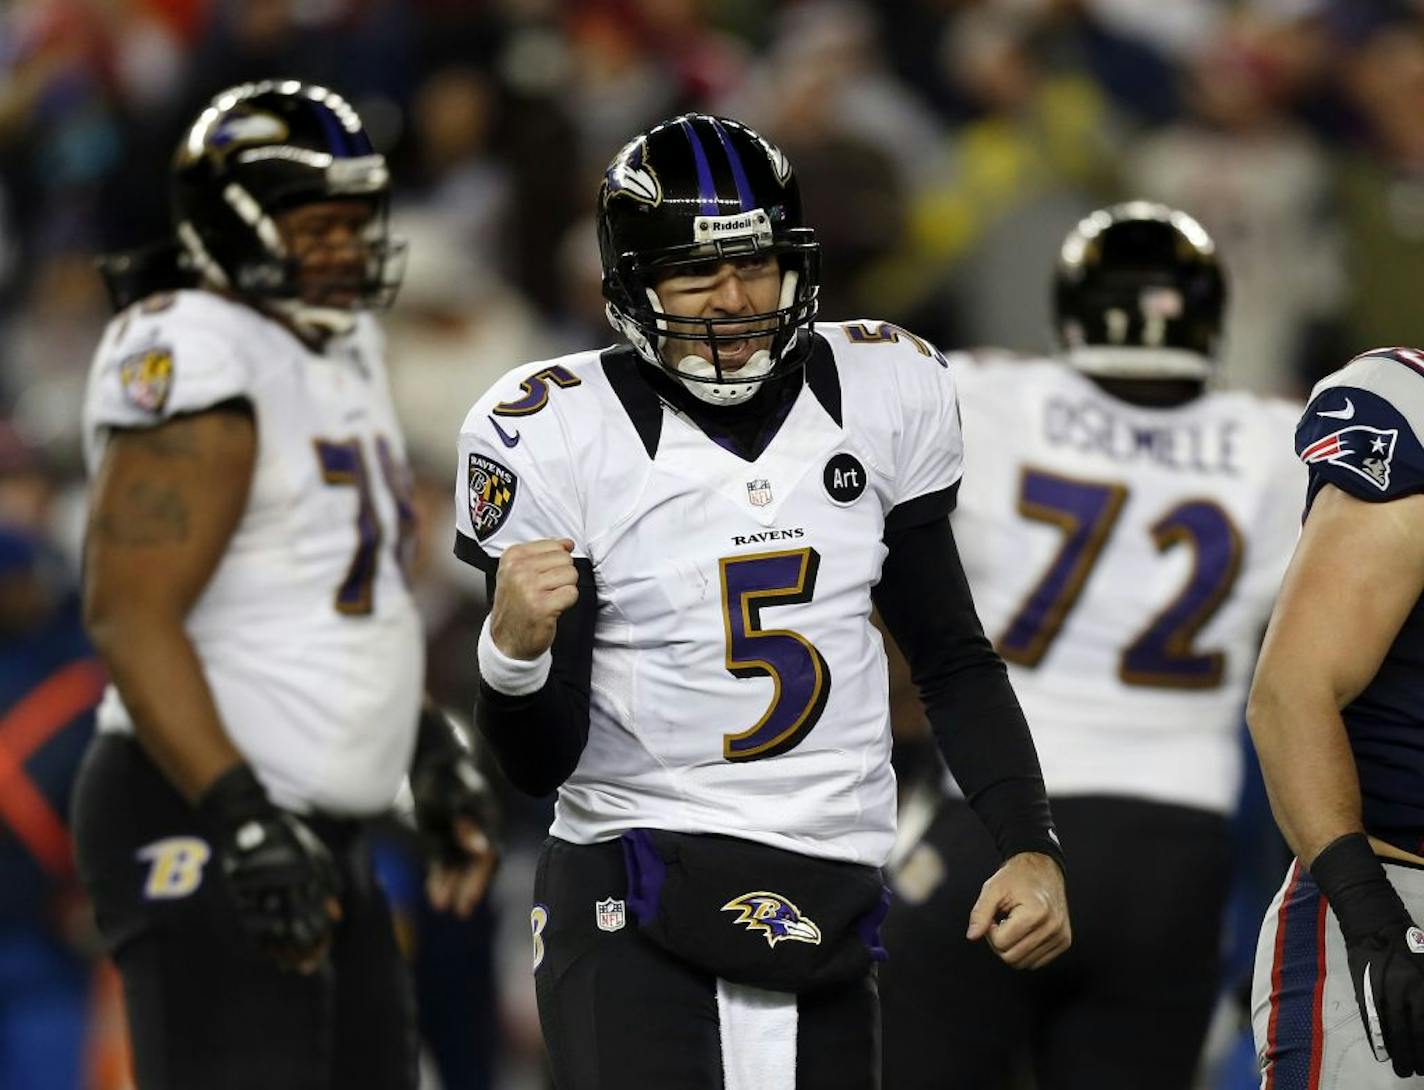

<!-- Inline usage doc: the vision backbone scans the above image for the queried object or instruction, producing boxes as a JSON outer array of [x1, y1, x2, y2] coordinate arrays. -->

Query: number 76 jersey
[[950, 355, 1304, 815], [81, 290, 423, 816], [455, 325, 964, 867]]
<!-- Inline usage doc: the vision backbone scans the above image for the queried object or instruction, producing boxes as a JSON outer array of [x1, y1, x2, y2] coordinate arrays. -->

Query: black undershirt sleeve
[[871, 511, 1064, 870], [473, 558, 597, 797]]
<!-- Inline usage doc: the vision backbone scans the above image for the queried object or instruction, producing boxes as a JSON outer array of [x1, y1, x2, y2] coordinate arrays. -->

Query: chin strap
[[179, 218, 358, 341], [176, 220, 232, 291], [266, 298, 358, 339], [179, 180, 365, 341], [605, 269, 804, 407]]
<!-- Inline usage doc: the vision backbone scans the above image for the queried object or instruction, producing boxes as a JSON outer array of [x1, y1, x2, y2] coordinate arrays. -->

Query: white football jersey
[[455, 322, 964, 866], [951, 354, 1303, 814], [82, 290, 424, 816]]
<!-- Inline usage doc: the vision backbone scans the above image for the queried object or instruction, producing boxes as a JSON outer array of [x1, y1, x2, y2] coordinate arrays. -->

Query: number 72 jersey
[[950, 355, 1304, 815], [455, 324, 964, 867]]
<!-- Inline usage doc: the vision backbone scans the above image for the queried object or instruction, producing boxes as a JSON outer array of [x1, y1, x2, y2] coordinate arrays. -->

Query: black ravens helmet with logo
[[597, 114, 820, 406], [1054, 201, 1225, 381], [169, 80, 404, 325]]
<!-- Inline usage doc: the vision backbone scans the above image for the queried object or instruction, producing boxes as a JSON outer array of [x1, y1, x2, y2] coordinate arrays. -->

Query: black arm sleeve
[[872, 515, 1064, 869], [473, 558, 596, 797]]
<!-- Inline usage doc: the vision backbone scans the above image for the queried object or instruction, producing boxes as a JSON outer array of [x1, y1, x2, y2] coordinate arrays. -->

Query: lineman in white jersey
[[83, 288, 421, 812], [455, 114, 1069, 1089], [72, 83, 494, 1090], [880, 204, 1304, 1090]]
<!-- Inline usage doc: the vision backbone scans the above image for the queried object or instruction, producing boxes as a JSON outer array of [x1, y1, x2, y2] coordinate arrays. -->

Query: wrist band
[[1310, 831, 1408, 939], [477, 614, 553, 696], [196, 762, 271, 832]]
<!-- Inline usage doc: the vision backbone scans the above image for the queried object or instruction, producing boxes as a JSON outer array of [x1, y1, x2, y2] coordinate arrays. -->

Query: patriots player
[[1249, 341, 1424, 1087], [454, 114, 1070, 1088], [878, 204, 1305, 1090], [71, 82, 494, 1090]]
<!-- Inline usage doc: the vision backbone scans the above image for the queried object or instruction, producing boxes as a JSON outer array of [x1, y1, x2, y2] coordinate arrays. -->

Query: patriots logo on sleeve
[[720, 891, 822, 948], [1301, 425, 1398, 491], [1296, 383, 1424, 502]]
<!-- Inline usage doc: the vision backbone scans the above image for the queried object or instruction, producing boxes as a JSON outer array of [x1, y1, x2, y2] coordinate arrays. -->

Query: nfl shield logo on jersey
[[468, 453, 518, 540], [746, 479, 773, 507], [595, 897, 626, 932], [118, 347, 174, 413]]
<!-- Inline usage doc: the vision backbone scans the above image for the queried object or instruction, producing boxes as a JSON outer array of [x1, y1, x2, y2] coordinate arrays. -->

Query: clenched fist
[[966, 851, 1072, 970], [490, 538, 580, 659]]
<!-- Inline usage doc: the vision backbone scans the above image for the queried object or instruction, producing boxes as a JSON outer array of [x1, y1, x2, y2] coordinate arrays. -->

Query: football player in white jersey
[[878, 204, 1305, 1089], [452, 113, 1069, 1089], [1249, 342, 1424, 1088], [70, 82, 494, 1090]]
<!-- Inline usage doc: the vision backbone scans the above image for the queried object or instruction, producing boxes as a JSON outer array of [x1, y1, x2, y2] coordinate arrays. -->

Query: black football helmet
[[1054, 202, 1225, 380], [597, 114, 820, 406], [171, 80, 403, 322]]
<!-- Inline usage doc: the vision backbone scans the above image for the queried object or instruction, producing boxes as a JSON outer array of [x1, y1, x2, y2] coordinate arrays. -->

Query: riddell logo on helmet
[[709, 216, 757, 233], [694, 211, 772, 245]]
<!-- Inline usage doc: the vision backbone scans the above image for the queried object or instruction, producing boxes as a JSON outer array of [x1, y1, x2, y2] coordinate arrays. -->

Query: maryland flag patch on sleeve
[[118, 347, 174, 413], [468, 453, 518, 541]]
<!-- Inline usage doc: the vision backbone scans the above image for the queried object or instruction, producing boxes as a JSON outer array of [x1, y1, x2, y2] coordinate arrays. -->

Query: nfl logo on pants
[[596, 897, 626, 932]]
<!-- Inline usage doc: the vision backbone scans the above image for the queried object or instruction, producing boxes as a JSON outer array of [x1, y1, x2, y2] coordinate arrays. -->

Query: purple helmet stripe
[[679, 118, 719, 216], [709, 118, 755, 212], [311, 100, 352, 158]]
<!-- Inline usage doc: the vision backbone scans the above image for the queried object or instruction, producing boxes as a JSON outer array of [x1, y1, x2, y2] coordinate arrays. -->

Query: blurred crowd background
[[4, 0, 1424, 1086]]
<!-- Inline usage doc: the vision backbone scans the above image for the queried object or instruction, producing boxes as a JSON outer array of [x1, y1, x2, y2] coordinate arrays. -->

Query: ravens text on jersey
[[459, 107, 1065, 1090]]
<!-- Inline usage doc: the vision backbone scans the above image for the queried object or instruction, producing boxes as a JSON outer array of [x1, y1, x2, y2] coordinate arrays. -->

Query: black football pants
[[72, 734, 417, 1090], [880, 795, 1230, 1090], [532, 835, 881, 1090]]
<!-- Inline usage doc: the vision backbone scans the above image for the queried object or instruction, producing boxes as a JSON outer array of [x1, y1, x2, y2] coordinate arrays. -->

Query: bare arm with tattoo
[[83, 403, 257, 802]]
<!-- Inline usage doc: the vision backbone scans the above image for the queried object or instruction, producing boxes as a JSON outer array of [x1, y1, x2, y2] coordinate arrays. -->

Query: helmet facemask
[[269, 195, 406, 336], [604, 220, 820, 407]]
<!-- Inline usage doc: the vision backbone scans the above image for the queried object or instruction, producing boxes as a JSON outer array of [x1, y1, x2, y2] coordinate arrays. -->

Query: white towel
[[717, 977, 798, 1089]]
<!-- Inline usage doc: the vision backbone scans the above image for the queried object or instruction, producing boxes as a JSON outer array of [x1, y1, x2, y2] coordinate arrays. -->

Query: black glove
[[411, 704, 500, 864], [198, 764, 341, 964], [1311, 832, 1424, 1076]]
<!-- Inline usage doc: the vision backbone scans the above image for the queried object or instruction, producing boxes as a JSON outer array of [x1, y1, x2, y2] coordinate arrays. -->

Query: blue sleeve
[[1297, 383, 1424, 505]]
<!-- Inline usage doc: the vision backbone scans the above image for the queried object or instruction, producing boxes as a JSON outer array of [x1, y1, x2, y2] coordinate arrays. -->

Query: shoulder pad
[[90, 290, 257, 427], [454, 351, 607, 570], [467, 353, 599, 426], [1298, 356, 1424, 500], [825, 319, 950, 369]]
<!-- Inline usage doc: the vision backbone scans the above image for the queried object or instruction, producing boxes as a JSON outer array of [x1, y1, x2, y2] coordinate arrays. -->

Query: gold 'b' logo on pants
[[136, 837, 211, 899]]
